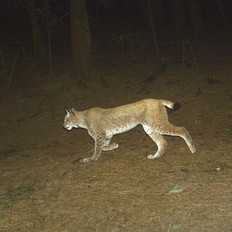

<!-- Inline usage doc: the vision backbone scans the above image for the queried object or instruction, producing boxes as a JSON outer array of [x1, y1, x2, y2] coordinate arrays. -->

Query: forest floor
[[0, 48, 232, 232]]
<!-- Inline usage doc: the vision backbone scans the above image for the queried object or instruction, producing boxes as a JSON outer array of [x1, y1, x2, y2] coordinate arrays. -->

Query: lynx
[[63, 99, 196, 163]]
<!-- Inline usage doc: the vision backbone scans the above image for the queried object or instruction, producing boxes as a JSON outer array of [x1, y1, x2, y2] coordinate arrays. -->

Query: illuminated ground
[[0, 56, 232, 231]]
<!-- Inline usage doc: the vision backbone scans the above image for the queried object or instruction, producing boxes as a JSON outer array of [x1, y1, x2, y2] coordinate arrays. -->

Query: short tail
[[160, 99, 181, 111]]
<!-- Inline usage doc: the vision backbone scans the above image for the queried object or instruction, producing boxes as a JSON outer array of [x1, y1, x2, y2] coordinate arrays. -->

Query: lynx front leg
[[79, 140, 102, 163], [101, 136, 119, 151]]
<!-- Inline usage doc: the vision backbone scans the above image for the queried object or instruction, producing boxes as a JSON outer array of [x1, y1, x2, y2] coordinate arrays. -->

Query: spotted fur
[[63, 99, 196, 163]]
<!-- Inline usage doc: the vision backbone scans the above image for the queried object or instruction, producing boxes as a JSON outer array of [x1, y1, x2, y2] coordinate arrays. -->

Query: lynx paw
[[147, 153, 161, 159], [79, 158, 92, 163], [147, 155, 155, 159], [190, 144, 196, 153], [111, 143, 119, 149], [102, 143, 119, 151]]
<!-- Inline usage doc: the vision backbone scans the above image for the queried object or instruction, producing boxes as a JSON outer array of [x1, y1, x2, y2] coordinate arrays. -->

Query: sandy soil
[[0, 55, 232, 231]]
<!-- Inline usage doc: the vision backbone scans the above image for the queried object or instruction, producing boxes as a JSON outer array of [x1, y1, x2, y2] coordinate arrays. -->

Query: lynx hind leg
[[175, 127, 196, 153], [143, 126, 167, 159], [159, 123, 196, 154]]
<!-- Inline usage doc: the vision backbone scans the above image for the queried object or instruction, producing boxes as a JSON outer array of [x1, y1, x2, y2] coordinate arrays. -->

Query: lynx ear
[[65, 109, 70, 114], [65, 108, 75, 114]]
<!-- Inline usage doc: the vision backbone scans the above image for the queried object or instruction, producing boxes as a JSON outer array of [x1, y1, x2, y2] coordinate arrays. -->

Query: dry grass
[[0, 59, 232, 231]]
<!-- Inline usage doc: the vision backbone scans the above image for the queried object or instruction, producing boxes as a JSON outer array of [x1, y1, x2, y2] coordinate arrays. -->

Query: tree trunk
[[24, 0, 45, 59], [147, 0, 159, 57], [188, 0, 204, 36], [216, 0, 230, 30], [70, 0, 91, 80], [173, 0, 186, 40]]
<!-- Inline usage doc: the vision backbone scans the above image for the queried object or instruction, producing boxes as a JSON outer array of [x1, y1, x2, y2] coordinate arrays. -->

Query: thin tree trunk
[[70, 0, 91, 80]]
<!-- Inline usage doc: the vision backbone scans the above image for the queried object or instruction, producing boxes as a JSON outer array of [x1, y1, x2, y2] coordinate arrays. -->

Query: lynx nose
[[63, 124, 72, 130]]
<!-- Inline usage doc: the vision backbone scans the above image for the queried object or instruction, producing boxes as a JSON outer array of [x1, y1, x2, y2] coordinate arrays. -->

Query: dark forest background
[[0, 0, 231, 86]]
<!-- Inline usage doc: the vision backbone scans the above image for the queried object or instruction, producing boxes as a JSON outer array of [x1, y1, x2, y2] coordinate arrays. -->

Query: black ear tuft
[[65, 107, 75, 114], [173, 102, 181, 111]]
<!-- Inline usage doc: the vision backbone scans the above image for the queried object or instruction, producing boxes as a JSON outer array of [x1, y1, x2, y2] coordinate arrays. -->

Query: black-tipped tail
[[172, 102, 181, 111]]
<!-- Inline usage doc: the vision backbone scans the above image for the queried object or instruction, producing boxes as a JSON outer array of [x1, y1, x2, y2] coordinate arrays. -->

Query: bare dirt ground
[[0, 52, 232, 231]]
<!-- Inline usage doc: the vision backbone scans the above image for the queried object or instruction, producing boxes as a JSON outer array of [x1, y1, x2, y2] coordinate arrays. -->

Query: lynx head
[[63, 108, 79, 130]]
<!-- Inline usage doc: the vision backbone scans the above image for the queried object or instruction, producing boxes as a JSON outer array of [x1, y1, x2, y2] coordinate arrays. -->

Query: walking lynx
[[63, 99, 196, 163]]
